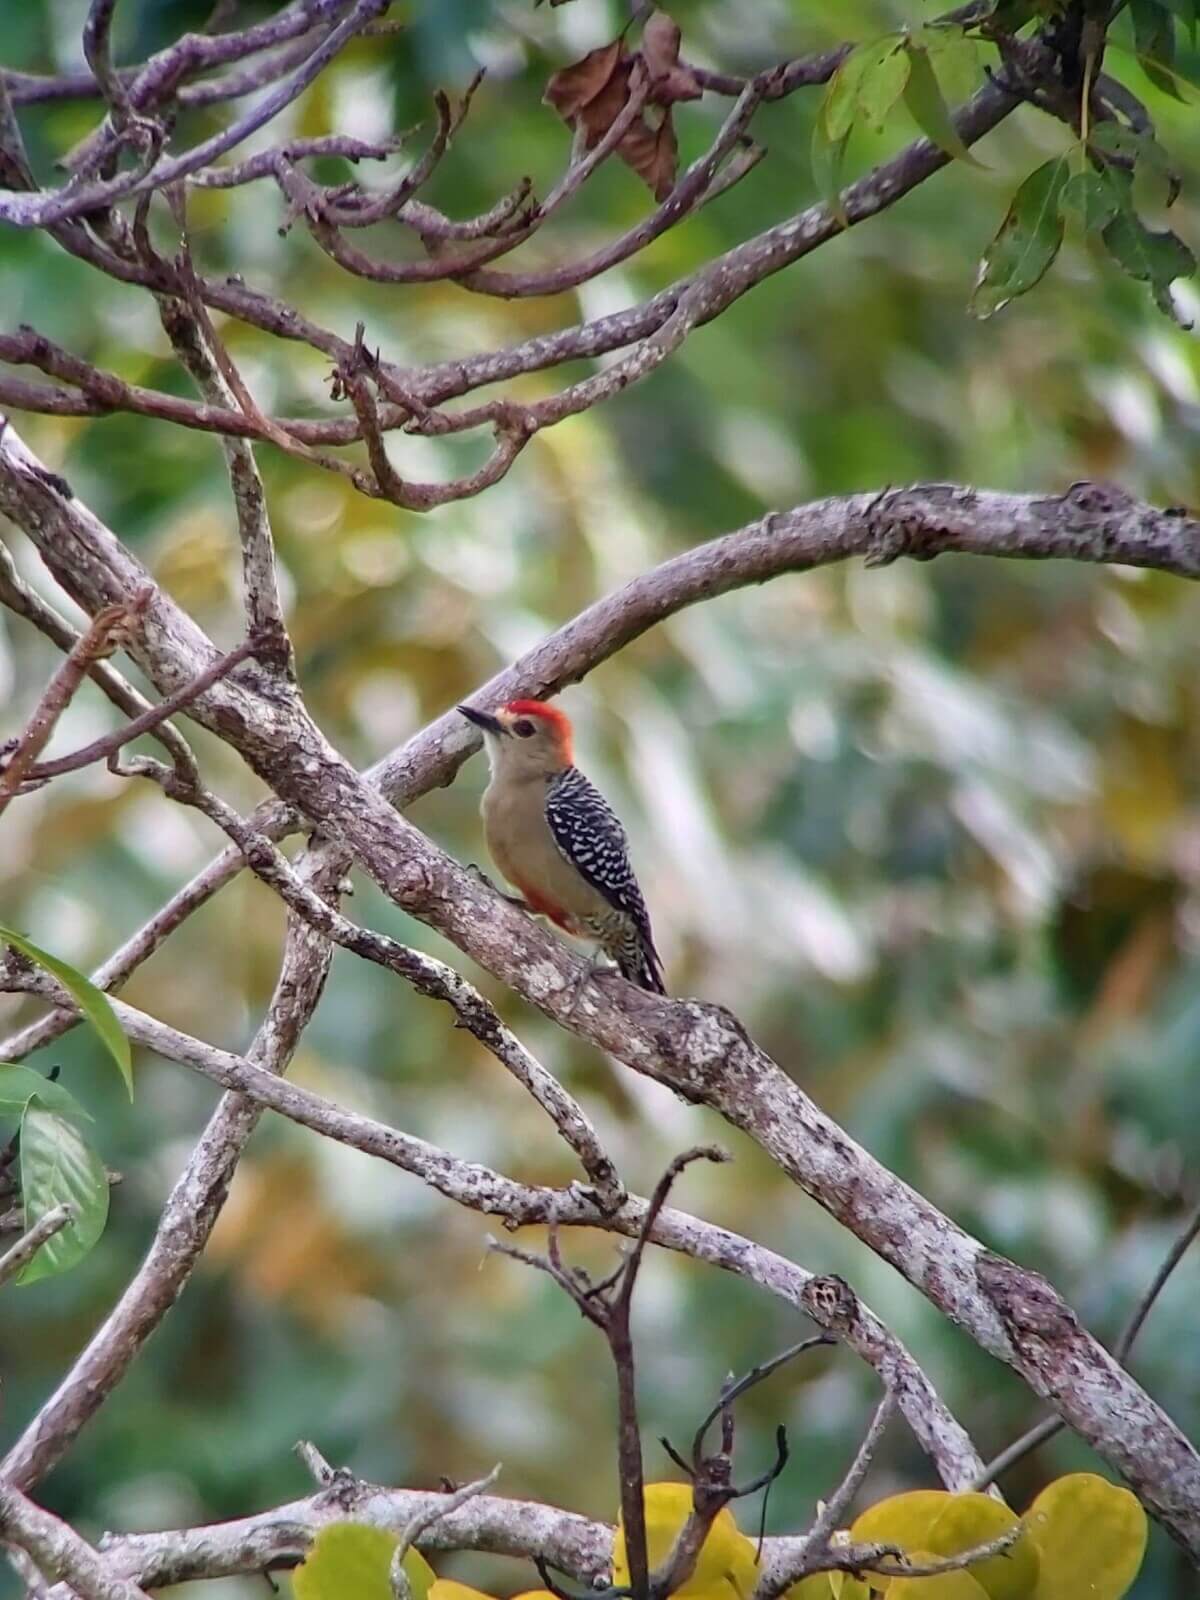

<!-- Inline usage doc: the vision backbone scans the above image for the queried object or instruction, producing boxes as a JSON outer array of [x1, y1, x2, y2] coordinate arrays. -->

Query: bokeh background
[[2, 0, 1200, 1595]]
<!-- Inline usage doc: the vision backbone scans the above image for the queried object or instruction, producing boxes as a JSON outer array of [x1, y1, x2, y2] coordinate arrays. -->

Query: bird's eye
[[513, 719, 536, 738]]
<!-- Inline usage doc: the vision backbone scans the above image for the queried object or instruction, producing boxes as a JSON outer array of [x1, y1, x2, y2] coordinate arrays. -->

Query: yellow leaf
[[924, 1493, 1039, 1600], [850, 1492, 950, 1586], [888, 1555, 991, 1599], [429, 1584, 495, 1600], [786, 1577, 870, 1600], [1024, 1474, 1147, 1600], [785, 1576, 835, 1600], [851, 1491, 950, 1547], [294, 1525, 436, 1600], [613, 1483, 760, 1600]]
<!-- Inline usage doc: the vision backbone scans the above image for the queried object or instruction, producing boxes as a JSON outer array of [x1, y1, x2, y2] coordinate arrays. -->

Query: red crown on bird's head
[[504, 699, 573, 759]]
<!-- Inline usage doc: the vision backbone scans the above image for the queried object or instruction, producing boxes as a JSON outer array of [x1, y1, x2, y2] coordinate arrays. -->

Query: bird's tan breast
[[482, 775, 610, 924]]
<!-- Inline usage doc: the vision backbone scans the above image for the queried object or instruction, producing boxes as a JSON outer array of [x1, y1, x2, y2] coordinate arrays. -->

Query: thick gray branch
[[0, 1481, 149, 1600]]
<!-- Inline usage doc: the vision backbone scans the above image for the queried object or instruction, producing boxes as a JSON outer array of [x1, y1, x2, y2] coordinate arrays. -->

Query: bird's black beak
[[458, 704, 506, 737]]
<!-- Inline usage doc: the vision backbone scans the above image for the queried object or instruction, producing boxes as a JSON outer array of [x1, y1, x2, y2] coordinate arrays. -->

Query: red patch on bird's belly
[[514, 881, 572, 931]]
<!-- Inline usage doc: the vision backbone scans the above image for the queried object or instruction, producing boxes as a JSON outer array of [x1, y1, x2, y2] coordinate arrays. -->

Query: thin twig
[[0, 1205, 73, 1289], [809, 1389, 896, 1548], [20, 637, 259, 785], [0, 595, 143, 815], [0, 541, 197, 779], [690, 1336, 834, 1464], [390, 1467, 503, 1599], [827, 1525, 1022, 1582]]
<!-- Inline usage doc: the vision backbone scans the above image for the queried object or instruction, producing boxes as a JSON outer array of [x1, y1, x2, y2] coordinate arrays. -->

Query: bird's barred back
[[544, 766, 665, 993]]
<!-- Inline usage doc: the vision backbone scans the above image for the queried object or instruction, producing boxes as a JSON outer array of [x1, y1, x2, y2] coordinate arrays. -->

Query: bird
[[457, 698, 666, 994]]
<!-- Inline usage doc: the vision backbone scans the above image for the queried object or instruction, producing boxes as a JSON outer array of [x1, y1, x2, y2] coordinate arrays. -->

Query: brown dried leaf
[[641, 11, 682, 73], [543, 39, 625, 122], [619, 110, 678, 200], [578, 55, 634, 148], [641, 10, 702, 104]]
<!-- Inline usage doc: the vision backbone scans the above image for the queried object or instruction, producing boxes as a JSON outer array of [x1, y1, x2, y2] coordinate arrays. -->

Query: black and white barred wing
[[544, 766, 665, 993]]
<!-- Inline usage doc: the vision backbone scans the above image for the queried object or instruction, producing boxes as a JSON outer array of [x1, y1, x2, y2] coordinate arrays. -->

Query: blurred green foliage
[[1, 1, 1200, 1597]]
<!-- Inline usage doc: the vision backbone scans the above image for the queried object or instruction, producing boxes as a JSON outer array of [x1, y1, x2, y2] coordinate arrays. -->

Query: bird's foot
[[564, 949, 621, 1017], [467, 862, 531, 910]]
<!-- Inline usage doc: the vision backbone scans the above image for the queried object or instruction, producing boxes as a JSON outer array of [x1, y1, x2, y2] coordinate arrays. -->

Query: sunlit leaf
[[0, 1063, 91, 1122], [786, 1577, 869, 1600], [851, 1489, 951, 1554], [925, 1494, 1039, 1600], [294, 1524, 436, 1600], [921, 26, 982, 103], [902, 42, 983, 166], [888, 1561, 990, 1599], [859, 48, 912, 133], [970, 157, 1069, 317], [823, 39, 898, 141], [785, 1577, 836, 1599], [17, 1104, 109, 1284], [1024, 1474, 1147, 1600], [0, 924, 132, 1096]]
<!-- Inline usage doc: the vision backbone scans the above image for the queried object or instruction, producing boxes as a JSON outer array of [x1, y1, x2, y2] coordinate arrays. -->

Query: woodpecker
[[458, 699, 666, 994]]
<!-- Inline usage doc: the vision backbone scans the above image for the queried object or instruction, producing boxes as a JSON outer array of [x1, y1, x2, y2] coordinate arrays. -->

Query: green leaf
[[823, 38, 899, 142], [0, 1063, 91, 1122], [811, 119, 850, 226], [857, 44, 911, 134], [17, 1104, 109, 1284], [1059, 171, 1120, 232], [1130, 0, 1189, 98], [1088, 124, 1181, 208], [902, 41, 983, 166], [1102, 196, 1196, 321], [1161, 0, 1198, 42], [970, 157, 1069, 317], [0, 924, 132, 1097], [921, 26, 982, 104], [988, 0, 1038, 26], [293, 1524, 436, 1600]]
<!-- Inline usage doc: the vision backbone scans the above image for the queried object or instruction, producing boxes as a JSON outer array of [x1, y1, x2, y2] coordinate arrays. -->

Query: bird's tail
[[618, 935, 666, 995]]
